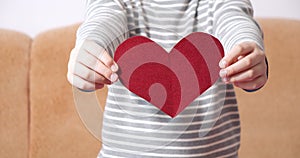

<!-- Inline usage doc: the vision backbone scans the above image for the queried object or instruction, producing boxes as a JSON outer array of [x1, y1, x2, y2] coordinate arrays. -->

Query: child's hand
[[67, 40, 119, 91], [219, 42, 268, 91]]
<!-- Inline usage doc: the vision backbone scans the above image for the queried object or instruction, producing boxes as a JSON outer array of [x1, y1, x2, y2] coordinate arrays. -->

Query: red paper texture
[[114, 32, 224, 118]]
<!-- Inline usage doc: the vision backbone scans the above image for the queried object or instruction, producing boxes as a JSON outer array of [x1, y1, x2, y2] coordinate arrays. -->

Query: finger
[[233, 75, 267, 90], [77, 50, 118, 82], [73, 62, 111, 85], [219, 48, 264, 78], [219, 42, 256, 69], [229, 63, 265, 83], [94, 60, 119, 82], [69, 47, 79, 61], [67, 73, 104, 91], [83, 40, 119, 72]]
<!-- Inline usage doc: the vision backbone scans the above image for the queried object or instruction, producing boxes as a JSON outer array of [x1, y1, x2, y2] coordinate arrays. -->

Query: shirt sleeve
[[76, 0, 128, 55], [212, 0, 264, 53], [212, 0, 268, 92]]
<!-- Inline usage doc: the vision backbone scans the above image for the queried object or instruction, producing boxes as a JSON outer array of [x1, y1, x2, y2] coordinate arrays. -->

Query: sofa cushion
[[0, 29, 31, 158], [29, 24, 107, 158]]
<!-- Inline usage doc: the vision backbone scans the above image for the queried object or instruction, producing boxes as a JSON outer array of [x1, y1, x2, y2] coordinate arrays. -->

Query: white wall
[[0, 0, 299, 37], [251, 0, 300, 19], [0, 0, 85, 37]]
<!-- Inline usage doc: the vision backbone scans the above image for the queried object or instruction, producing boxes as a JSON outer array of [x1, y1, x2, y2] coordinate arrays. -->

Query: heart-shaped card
[[114, 32, 224, 118]]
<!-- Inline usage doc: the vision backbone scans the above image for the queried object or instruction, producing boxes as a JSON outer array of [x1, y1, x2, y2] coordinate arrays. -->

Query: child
[[67, 0, 268, 157]]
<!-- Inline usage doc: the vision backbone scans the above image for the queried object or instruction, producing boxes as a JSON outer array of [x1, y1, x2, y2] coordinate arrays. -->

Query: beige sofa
[[0, 18, 299, 158]]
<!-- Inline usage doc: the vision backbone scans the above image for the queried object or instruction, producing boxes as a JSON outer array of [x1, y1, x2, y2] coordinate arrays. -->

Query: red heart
[[114, 32, 224, 118]]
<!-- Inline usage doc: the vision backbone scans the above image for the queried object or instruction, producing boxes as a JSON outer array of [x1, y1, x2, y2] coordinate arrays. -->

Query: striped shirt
[[76, 0, 264, 157]]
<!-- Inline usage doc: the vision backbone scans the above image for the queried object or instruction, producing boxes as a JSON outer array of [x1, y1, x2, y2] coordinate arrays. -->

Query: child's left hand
[[219, 42, 268, 91]]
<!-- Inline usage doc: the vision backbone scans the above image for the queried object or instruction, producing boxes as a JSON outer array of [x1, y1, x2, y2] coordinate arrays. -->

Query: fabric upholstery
[[0, 29, 31, 158]]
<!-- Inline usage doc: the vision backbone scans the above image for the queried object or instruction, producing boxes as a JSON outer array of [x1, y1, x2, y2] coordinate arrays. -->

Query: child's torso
[[99, 1, 240, 157]]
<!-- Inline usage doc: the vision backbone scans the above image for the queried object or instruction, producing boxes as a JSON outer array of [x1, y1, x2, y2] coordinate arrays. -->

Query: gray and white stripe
[[76, 0, 263, 157]]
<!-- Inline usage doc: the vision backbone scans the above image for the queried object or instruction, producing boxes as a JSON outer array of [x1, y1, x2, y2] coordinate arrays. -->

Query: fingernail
[[111, 64, 118, 72], [110, 73, 118, 82], [219, 69, 227, 78], [222, 77, 229, 83], [219, 60, 226, 68]]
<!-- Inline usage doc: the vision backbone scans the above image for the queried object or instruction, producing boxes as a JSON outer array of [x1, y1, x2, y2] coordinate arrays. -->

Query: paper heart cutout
[[114, 32, 224, 118]]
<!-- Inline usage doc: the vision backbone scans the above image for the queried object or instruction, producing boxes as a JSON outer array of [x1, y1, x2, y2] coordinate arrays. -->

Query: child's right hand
[[67, 40, 119, 91]]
